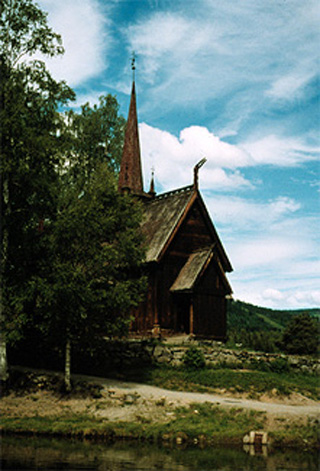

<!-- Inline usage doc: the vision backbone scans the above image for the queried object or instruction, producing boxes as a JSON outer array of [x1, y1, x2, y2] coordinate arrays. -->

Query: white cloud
[[242, 135, 320, 167], [204, 193, 319, 309], [230, 237, 306, 270], [232, 282, 320, 309], [126, 12, 223, 85], [71, 91, 105, 108], [266, 72, 314, 100], [206, 195, 301, 232], [229, 250, 320, 308], [286, 291, 320, 308], [37, 0, 110, 86], [262, 289, 285, 302], [124, 0, 319, 125], [179, 127, 251, 168], [139, 123, 252, 191], [139, 123, 319, 195]]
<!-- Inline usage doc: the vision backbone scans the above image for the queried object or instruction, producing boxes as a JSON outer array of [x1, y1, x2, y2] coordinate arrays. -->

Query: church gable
[[162, 192, 232, 273], [141, 186, 195, 262]]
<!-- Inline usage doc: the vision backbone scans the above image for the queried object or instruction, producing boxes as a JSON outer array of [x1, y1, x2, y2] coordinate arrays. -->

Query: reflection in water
[[243, 443, 269, 457], [1, 435, 319, 471]]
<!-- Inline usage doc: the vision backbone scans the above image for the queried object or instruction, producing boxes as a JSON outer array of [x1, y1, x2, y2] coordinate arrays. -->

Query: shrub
[[269, 357, 290, 373], [183, 346, 206, 369], [281, 313, 319, 355], [248, 357, 272, 372]]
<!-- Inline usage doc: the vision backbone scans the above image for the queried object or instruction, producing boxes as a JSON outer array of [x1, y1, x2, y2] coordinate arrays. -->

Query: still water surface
[[1, 436, 319, 471]]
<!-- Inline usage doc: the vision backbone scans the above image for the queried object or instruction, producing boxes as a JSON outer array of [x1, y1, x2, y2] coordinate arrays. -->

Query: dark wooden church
[[118, 77, 233, 340]]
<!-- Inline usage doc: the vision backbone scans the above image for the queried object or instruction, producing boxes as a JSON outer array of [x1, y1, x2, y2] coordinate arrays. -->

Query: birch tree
[[64, 96, 126, 184], [0, 0, 74, 380], [35, 165, 146, 391]]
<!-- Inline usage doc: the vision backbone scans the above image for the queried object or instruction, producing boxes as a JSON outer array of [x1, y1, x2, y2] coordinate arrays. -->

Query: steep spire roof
[[118, 80, 144, 195]]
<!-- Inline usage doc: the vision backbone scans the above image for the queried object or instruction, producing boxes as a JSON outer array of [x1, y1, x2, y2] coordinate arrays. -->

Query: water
[[1, 435, 318, 471]]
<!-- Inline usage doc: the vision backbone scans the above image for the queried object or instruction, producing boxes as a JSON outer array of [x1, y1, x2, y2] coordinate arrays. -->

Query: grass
[[151, 404, 266, 444], [115, 365, 320, 400], [1, 404, 318, 450], [269, 418, 319, 449], [0, 407, 267, 444], [255, 312, 284, 330]]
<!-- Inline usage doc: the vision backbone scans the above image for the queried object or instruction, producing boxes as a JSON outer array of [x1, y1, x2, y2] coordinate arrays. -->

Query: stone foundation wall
[[101, 340, 319, 375]]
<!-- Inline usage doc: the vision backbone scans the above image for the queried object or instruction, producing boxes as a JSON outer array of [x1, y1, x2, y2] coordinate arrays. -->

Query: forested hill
[[227, 299, 320, 333]]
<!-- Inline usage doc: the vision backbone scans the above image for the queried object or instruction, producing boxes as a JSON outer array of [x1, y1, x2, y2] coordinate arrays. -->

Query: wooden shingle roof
[[141, 185, 195, 262], [170, 246, 214, 292], [170, 246, 232, 294]]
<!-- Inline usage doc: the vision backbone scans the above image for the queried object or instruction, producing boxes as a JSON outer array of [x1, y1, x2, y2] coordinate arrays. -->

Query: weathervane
[[131, 51, 136, 81]]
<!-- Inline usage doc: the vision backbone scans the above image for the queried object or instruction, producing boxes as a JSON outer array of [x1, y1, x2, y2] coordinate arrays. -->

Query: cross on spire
[[131, 51, 136, 81]]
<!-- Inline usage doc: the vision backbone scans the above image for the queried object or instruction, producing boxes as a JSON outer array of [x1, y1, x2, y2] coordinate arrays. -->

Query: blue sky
[[38, 0, 319, 309]]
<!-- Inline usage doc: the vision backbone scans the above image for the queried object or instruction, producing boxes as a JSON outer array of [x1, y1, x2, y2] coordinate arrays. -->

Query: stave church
[[118, 72, 233, 340]]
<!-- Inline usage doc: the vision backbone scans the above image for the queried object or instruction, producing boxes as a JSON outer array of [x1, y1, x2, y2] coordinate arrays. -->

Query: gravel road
[[72, 372, 320, 419]]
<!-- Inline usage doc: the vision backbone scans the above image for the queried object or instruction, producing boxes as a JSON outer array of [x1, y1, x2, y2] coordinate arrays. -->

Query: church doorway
[[173, 294, 190, 334]]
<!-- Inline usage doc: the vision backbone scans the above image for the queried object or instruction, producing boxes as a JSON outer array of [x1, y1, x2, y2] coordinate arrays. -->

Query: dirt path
[[72, 372, 320, 419], [2, 367, 319, 425]]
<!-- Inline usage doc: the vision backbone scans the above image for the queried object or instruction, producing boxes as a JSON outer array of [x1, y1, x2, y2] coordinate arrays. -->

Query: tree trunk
[[0, 332, 8, 381], [65, 339, 71, 392], [0, 176, 10, 382]]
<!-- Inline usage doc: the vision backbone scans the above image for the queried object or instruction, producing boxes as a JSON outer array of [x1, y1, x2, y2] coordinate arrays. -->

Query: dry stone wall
[[100, 340, 319, 374]]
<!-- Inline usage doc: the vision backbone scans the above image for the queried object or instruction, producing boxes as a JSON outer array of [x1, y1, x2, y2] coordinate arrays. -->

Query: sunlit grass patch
[[132, 365, 319, 400]]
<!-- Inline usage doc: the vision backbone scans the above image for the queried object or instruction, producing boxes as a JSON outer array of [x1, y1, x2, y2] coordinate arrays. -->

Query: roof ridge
[[154, 185, 194, 201]]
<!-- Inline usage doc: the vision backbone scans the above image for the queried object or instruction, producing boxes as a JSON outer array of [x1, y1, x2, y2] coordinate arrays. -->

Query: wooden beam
[[152, 270, 160, 336], [189, 298, 194, 335]]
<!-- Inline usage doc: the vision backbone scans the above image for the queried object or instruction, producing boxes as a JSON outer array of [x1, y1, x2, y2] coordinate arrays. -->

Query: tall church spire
[[118, 55, 144, 196]]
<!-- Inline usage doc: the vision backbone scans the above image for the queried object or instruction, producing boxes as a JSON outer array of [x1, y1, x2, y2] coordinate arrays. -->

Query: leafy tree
[[0, 0, 75, 380], [34, 165, 146, 390], [281, 313, 319, 355], [1, 0, 146, 390], [64, 96, 126, 185]]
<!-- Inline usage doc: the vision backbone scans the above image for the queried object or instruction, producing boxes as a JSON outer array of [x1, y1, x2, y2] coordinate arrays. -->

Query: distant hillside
[[227, 299, 320, 333]]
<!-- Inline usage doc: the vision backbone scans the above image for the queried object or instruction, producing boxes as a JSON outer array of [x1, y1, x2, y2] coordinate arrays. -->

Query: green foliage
[[0, 0, 75, 347], [227, 328, 281, 353], [227, 300, 320, 354], [0, 0, 65, 68], [281, 313, 319, 355], [1, 0, 145, 389], [64, 96, 126, 183], [270, 357, 291, 373], [182, 346, 206, 369], [34, 164, 146, 348], [227, 299, 292, 332], [248, 356, 290, 374]]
